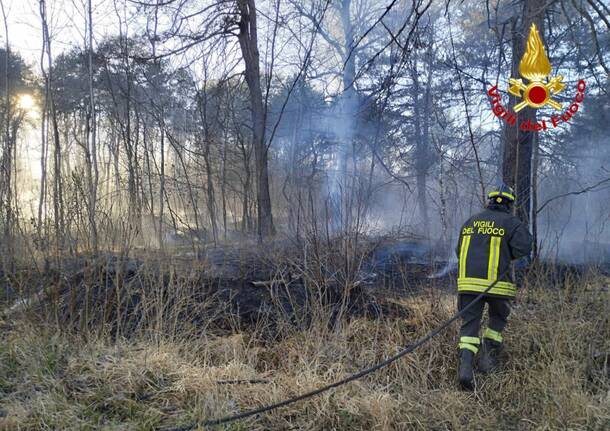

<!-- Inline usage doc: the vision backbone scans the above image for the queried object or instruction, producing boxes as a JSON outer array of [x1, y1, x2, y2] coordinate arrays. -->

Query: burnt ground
[[1, 238, 607, 338]]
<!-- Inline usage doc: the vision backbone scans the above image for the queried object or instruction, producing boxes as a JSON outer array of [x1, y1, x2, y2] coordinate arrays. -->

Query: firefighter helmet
[[488, 183, 516, 203]]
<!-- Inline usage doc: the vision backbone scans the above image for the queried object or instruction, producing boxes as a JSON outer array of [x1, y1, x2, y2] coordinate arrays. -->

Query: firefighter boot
[[478, 338, 502, 374], [458, 349, 475, 390]]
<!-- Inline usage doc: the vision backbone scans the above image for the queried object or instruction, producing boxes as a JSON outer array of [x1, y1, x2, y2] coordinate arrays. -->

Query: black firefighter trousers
[[458, 293, 511, 352]]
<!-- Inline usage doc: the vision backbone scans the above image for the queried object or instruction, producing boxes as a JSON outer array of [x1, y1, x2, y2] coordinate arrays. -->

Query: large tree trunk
[[236, 0, 275, 238], [502, 0, 546, 225]]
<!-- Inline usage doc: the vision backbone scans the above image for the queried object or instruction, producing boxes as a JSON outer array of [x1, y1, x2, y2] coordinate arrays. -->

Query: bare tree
[[87, 0, 99, 253], [236, 0, 276, 238], [40, 0, 66, 252], [0, 0, 15, 269]]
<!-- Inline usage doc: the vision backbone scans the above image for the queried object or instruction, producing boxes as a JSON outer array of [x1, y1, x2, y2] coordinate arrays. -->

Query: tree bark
[[531, 132, 539, 258], [502, 0, 546, 225], [411, 52, 431, 239], [40, 0, 65, 253], [196, 70, 218, 244], [0, 0, 13, 267], [87, 0, 98, 253], [339, 0, 356, 231], [236, 0, 275, 238]]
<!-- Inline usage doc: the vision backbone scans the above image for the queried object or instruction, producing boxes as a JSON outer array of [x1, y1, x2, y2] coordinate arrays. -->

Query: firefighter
[[455, 183, 532, 390]]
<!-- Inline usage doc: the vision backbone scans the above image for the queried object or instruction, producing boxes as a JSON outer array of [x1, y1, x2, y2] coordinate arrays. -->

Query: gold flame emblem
[[508, 23, 564, 112]]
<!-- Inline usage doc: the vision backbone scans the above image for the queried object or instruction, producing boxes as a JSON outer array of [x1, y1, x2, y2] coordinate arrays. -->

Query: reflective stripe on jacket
[[455, 204, 532, 298]]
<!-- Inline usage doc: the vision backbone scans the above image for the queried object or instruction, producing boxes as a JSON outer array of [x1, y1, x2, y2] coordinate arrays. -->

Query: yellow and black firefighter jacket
[[455, 204, 532, 298]]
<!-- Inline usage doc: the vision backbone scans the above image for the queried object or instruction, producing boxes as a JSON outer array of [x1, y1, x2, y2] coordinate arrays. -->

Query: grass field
[[0, 268, 608, 430]]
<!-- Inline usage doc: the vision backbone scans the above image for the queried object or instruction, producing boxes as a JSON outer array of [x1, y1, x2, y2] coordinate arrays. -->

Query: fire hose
[[165, 269, 511, 431]]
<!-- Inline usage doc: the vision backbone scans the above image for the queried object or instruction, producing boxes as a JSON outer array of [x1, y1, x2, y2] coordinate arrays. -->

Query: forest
[[0, 0, 608, 429]]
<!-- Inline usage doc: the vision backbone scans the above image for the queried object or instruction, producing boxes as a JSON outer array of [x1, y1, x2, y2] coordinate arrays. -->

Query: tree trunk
[[158, 124, 165, 249], [0, 0, 13, 269], [87, 0, 98, 253], [40, 0, 65, 253], [339, 0, 356, 231], [238, 137, 253, 233], [196, 74, 218, 244], [502, 0, 546, 225], [531, 132, 539, 258], [412, 53, 431, 239], [236, 0, 275, 238], [221, 130, 228, 239]]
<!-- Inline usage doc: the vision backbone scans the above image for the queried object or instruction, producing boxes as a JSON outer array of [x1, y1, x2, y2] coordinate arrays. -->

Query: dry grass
[[0, 272, 608, 430]]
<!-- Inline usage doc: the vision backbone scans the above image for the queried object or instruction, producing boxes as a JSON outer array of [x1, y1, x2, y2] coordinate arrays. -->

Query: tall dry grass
[[0, 263, 608, 430]]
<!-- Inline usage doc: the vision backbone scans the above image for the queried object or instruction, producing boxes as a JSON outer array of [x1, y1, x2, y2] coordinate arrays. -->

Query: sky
[[2, 0, 131, 67], [3, 0, 295, 92]]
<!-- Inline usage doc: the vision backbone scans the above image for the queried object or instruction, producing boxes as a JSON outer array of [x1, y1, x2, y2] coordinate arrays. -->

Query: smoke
[[536, 138, 610, 265], [534, 91, 610, 265], [324, 92, 357, 232]]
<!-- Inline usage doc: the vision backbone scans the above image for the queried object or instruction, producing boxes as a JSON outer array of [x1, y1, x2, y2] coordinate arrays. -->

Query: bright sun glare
[[18, 94, 35, 111]]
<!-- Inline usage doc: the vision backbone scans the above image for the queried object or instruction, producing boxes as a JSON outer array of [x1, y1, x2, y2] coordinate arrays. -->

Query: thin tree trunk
[[0, 0, 12, 268], [339, 0, 356, 231], [143, 122, 156, 245], [221, 130, 228, 240], [158, 123, 165, 249], [87, 0, 98, 253], [197, 71, 218, 244], [38, 103, 48, 248], [238, 136, 252, 233], [531, 132, 539, 258], [411, 56, 430, 238], [40, 0, 65, 253]]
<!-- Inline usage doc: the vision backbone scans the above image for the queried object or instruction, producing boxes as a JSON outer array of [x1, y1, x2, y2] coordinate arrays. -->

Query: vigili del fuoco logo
[[487, 23, 585, 132]]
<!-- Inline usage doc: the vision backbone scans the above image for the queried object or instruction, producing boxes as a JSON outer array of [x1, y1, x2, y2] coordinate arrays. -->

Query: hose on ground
[[166, 270, 510, 431]]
